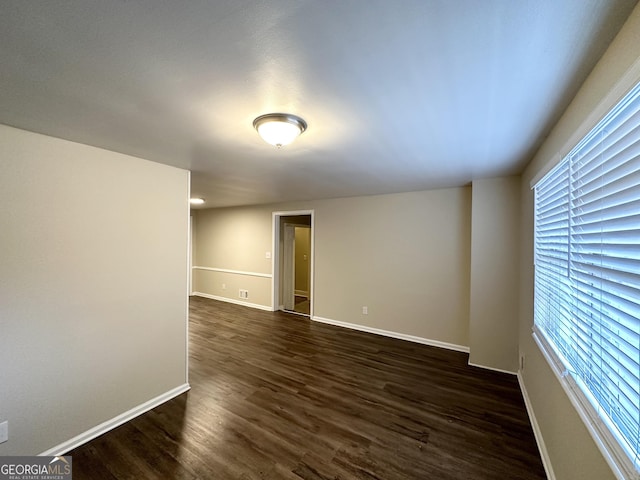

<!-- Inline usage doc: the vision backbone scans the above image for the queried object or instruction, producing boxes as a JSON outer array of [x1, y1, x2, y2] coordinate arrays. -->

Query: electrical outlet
[[265, 252, 271, 259], [0, 421, 8, 443], [222, 283, 226, 290], [239, 289, 249, 299], [362, 306, 368, 315]]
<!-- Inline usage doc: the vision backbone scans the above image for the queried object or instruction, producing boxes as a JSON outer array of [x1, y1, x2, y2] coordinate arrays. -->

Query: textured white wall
[[0, 125, 189, 455]]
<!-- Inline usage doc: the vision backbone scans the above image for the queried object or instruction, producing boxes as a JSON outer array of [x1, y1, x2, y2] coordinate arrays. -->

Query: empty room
[[1, 2, 640, 480]]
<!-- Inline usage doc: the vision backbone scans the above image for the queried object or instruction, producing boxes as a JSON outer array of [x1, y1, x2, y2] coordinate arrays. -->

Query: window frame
[[532, 80, 640, 480]]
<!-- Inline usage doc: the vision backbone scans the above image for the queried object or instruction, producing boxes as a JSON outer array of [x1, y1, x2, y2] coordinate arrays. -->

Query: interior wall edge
[[0, 124, 189, 456]]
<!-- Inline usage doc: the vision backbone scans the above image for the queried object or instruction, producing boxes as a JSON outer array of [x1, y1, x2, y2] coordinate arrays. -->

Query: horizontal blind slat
[[571, 120, 640, 187]]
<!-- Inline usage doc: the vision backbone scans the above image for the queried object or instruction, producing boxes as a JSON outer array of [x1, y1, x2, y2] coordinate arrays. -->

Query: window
[[534, 81, 640, 479]]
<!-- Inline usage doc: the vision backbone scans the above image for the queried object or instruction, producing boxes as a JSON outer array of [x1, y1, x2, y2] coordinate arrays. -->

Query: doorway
[[272, 211, 314, 317]]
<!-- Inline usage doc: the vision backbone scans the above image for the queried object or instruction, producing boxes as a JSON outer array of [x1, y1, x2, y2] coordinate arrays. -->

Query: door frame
[[272, 210, 314, 317], [282, 222, 296, 311], [293, 224, 312, 299], [189, 214, 194, 295]]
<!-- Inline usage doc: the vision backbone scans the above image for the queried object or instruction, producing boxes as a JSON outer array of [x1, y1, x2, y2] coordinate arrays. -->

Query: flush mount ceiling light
[[253, 113, 307, 148], [190, 197, 205, 205]]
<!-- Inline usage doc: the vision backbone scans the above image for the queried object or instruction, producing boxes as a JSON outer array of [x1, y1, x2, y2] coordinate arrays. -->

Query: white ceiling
[[1, 0, 637, 208]]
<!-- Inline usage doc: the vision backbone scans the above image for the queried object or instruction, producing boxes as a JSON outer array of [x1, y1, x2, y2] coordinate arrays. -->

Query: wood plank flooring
[[69, 296, 546, 479]]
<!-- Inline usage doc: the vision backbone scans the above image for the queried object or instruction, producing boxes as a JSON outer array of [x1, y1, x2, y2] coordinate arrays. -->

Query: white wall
[[469, 177, 520, 373], [194, 187, 472, 349], [0, 125, 189, 455], [518, 4, 640, 479]]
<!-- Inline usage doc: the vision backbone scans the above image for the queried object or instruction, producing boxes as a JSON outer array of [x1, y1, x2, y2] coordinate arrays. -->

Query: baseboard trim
[[192, 292, 272, 311], [40, 383, 191, 456], [468, 362, 517, 376], [294, 290, 309, 298], [517, 372, 556, 480], [311, 316, 469, 353]]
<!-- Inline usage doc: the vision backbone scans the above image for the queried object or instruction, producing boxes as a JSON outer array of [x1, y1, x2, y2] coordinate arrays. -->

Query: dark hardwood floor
[[70, 296, 546, 479]]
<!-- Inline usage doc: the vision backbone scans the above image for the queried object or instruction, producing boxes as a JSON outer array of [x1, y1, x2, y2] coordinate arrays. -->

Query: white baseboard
[[517, 372, 556, 480], [294, 290, 309, 298], [311, 316, 469, 353], [468, 362, 517, 375], [192, 292, 272, 312], [40, 383, 191, 456]]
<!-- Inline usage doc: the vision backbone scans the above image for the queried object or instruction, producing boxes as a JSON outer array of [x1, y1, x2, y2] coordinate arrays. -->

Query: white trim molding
[[311, 316, 469, 353], [192, 292, 272, 312], [192, 266, 272, 278], [40, 383, 190, 456], [468, 362, 516, 376], [517, 372, 556, 480], [272, 210, 315, 319]]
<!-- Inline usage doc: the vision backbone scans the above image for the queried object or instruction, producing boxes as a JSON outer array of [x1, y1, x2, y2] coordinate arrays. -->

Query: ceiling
[[1, 1, 637, 208]]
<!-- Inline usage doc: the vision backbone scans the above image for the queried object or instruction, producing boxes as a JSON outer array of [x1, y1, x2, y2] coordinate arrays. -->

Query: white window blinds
[[534, 81, 640, 478]]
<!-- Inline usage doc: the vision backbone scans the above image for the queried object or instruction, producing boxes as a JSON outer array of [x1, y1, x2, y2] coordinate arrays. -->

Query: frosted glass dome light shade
[[253, 113, 307, 147]]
